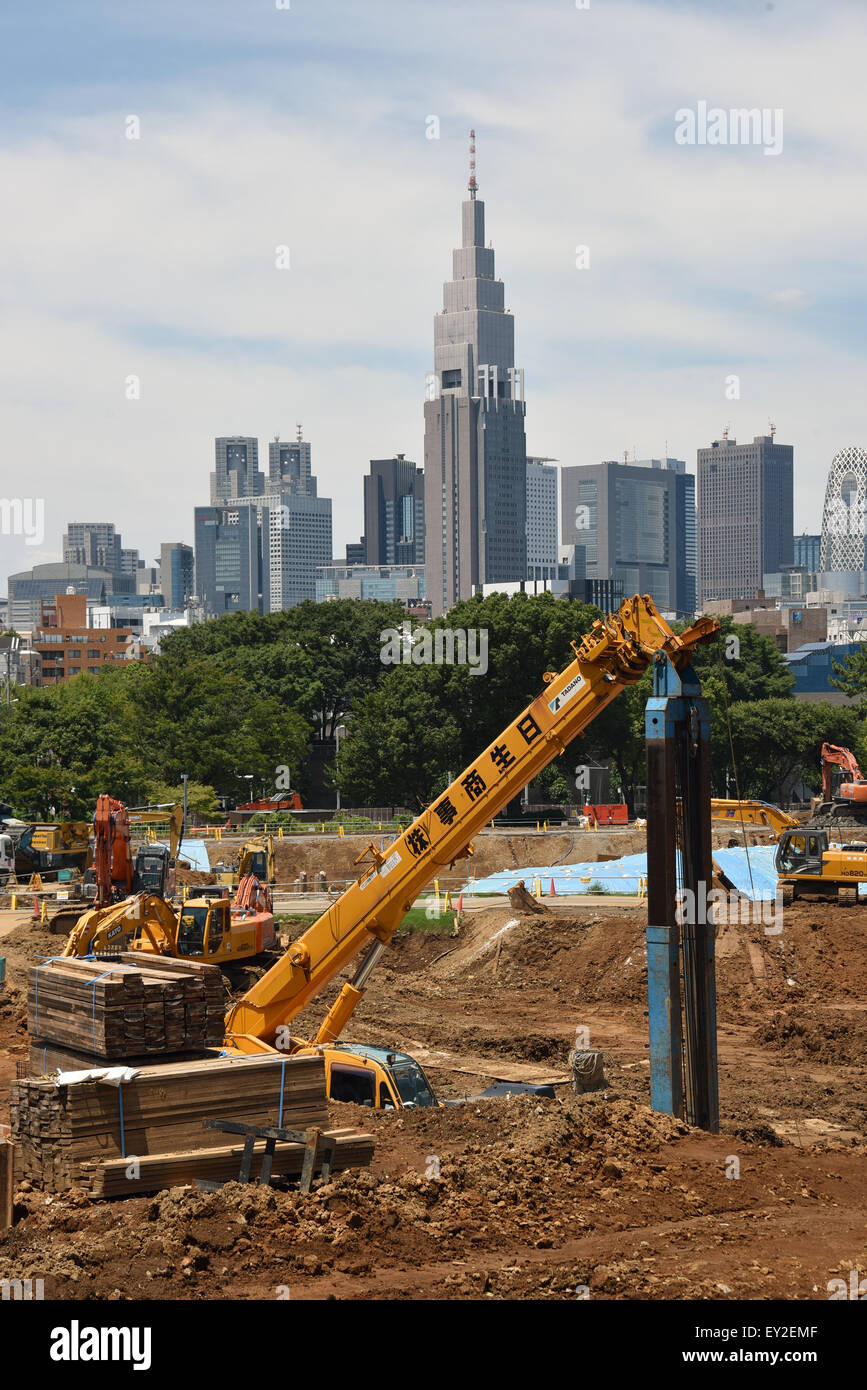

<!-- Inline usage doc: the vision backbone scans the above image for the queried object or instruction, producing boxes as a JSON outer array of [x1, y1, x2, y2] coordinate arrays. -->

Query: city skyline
[[2, 0, 865, 584]]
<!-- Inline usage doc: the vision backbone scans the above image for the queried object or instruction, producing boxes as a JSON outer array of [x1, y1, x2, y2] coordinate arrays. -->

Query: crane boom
[[224, 596, 719, 1053]]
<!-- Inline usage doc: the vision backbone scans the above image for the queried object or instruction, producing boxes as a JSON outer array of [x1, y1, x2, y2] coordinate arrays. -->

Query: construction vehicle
[[62, 873, 276, 965], [48, 795, 180, 934], [12, 821, 91, 879], [710, 799, 800, 837], [810, 743, 867, 828], [210, 595, 718, 1108], [215, 833, 277, 890], [774, 827, 867, 905]]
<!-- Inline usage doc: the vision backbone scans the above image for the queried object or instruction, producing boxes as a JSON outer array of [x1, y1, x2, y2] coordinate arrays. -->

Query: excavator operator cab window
[[388, 1059, 437, 1110], [249, 852, 267, 879], [177, 906, 209, 956], [778, 833, 821, 875], [378, 1081, 396, 1110], [206, 908, 225, 955], [329, 1063, 376, 1107]]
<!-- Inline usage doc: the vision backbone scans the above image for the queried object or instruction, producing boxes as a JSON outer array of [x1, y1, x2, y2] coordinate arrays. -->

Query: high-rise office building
[[160, 542, 195, 609], [793, 533, 821, 572], [63, 523, 123, 573], [210, 436, 264, 504], [363, 455, 425, 566], [262, 491, 332, 610], [268, 428, 315, 496], [526, 457, 559, 575], [560, 458, 696, 616], [423, 132, 527, 616], [697, 432, 793, 603], [194, 505, 261, 615]]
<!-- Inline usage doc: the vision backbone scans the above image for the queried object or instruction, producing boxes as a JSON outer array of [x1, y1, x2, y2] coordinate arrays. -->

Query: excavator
[[49, 795, 181, 934], [238, 834, 276, 885], [774, 828, 867, 906], [196, 595, 720, 1108], [61, 872, 276, 965], [809, 743, 867, 828]]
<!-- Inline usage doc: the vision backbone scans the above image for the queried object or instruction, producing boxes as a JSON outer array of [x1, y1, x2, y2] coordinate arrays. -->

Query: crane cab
[[774, 828, 867, 905], [315, 1043, 440, 1110]]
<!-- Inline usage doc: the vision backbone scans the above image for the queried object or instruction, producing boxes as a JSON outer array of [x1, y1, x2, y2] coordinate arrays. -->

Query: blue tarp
[[463, 851, 652, 897], [712, 846, 779, 900], [176, 838, 210, 873], [464, 843, 865, 901]]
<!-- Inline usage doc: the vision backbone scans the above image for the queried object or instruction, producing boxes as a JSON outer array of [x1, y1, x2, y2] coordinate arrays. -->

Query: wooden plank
[[0, 1139, 14, 1228]]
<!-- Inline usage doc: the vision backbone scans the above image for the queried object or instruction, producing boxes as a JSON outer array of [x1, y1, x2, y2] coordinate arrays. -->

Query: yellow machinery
[[61, 875, 277, 965], [774, 827, 867, 906], [710, 799, 799, 837], [216, 833, 277, 889], [217, 595, 719, 1108]]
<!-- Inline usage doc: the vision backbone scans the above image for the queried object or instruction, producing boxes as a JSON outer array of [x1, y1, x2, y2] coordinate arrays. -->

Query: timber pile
[[79, 1128, 375, 1196], [27, 955, 226, 1059], [9, 1054, 374, 1194]]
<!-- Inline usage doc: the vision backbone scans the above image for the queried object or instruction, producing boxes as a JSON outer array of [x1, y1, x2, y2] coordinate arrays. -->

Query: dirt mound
[[430, 906, 649, 1005], [0, 916, 68, 991], [175, 868, 217, 887], [753, 1006, 867, 1065]]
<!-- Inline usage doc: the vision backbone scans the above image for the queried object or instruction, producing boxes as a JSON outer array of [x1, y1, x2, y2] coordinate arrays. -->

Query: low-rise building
[[31, 593, 137, 684]]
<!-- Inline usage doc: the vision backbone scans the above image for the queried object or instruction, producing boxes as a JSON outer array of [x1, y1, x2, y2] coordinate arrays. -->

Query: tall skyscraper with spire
[[423, 132, 527, 615]]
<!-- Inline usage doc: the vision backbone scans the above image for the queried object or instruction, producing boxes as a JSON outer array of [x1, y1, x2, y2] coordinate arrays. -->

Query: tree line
[[0, 595, 863, 820]]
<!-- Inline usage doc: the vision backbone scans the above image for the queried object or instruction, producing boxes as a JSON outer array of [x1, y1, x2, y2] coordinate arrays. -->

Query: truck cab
[[319, 1042, 440, 1110]]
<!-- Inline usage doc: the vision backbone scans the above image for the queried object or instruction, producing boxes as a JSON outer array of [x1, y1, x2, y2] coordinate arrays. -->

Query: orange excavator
[[810, 743, 867, 828]]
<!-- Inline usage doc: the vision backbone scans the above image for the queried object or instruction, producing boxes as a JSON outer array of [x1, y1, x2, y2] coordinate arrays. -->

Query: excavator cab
[[323, 1043, 440, 1110], [176, 899, 231, 957], [132, 844, 172, 898], [775, 829, 827, 876]]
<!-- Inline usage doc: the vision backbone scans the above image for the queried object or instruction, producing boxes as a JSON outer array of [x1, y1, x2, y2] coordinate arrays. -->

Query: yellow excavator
[[774, 828, 867, 906], [710, 799, 800, 837], [214, 833, 277, 890], [204, 595, 719, 1108], [62, 874, 276, 966]]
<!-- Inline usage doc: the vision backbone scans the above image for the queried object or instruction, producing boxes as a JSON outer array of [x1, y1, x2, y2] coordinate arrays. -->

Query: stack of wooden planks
[[9, 1053, 373, 1194], [27, 954, 226, 1060]]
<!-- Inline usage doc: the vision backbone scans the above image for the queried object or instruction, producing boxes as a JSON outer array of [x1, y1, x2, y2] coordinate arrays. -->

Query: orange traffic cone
[[457, 892, 464, 911], [550, 878, 556, 897], [32, 894, 40, 920]]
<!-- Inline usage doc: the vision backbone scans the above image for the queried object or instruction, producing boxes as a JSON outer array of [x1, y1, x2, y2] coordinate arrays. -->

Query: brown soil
[[1, 895, 865, 1300]]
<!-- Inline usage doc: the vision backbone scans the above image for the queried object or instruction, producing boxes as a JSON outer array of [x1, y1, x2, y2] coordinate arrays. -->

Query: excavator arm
[[820, 743, 866, 802], [223, 595, 719, 1054], [710, 799, 799, 835], [61, 893, 177, 957]]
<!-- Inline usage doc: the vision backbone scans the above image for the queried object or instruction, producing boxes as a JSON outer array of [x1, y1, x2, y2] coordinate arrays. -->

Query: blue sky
[[1, 0, 865, 581]]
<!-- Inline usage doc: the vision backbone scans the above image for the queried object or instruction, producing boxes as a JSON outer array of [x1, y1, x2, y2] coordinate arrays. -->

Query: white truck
[[0, 832, 14, 884]]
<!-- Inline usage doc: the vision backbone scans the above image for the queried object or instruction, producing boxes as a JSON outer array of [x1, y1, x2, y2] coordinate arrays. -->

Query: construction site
[[0, 595, 865, 1308]]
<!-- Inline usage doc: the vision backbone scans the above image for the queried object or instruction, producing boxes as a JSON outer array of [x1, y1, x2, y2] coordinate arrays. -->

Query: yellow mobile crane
[[218, 596, 719, 1108]]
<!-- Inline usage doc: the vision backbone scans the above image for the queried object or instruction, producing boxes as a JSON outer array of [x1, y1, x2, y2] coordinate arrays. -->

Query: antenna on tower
[[273, 432, 280, 444], [296, 422, 303, 443], [768, 418, 776, 439], [468, 129, 477, 200], [722, 425, 729, 441]]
